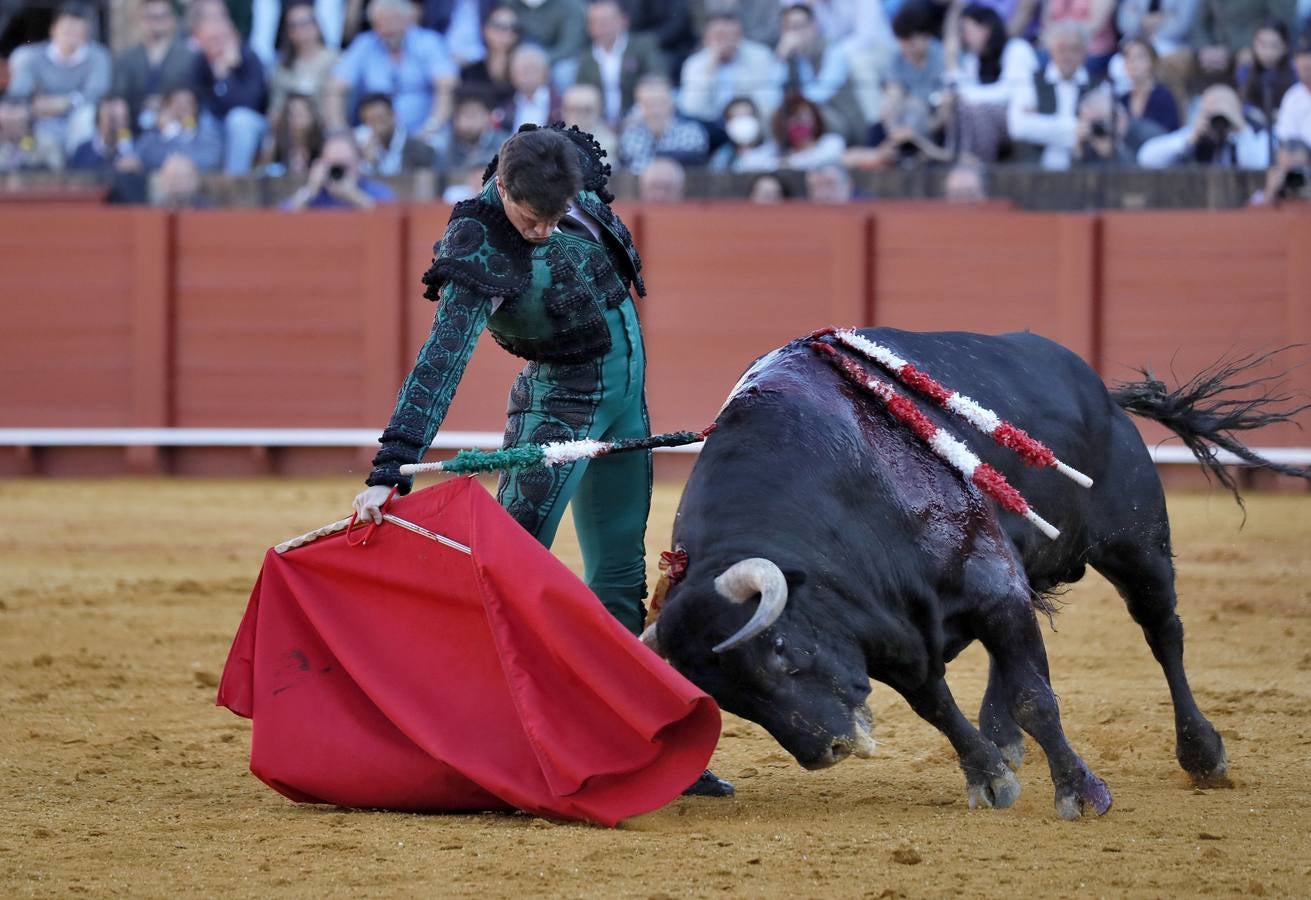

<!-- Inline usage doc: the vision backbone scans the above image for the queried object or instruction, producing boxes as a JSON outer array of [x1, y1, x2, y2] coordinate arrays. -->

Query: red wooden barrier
[[1, 203, 1307, 481]]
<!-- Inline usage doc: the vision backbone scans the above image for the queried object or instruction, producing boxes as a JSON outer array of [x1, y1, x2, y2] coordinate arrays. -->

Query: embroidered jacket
[[367, 125, 643, 492]]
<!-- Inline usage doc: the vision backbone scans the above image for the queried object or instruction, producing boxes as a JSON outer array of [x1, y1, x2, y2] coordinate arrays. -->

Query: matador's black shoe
[[682, 769, 735, 797]]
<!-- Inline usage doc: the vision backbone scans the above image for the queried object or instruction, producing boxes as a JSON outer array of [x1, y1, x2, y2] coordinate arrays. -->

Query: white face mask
[[725, 114, 761, 146], [519, 0, 548, 7]]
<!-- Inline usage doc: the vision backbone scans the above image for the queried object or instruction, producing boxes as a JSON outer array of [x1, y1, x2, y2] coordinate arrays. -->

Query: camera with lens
[[1277, 166, 1310, 200], [1090, 120, 1110, 139], [328, 163, 348, 181]]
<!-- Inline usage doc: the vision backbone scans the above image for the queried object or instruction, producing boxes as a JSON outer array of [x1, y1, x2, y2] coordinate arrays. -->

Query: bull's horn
[[639, 621, 663, 656], [712, 558, 789, 653]]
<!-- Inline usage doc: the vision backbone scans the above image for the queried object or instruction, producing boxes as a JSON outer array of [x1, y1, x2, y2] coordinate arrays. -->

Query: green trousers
[[496, 300, 651, 635]]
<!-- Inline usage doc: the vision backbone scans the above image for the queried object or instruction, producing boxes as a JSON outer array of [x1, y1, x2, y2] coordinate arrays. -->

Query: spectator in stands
[[1115, 0, 1198, 110], [709, 95, 779, 172], [773, 93, 846, 169], [284, 131, 396, 209], [1007, 21, 1094, 170], [0, 99, 62, 172], [503, 0, 587, 65], [623, 0, 696, 77], [560, 82, 619, 162], [1074, 86, 1134, 164], [774, 3, 866, 143], [113, 0, 195, 135], [1042, 0, 1118, 79], [638, 155, 687, 200], [4, 3, 110, 154], [678, 12, 782, 124], [433, 88, 508, 170], [356, 92, 438, 175], [193, 15, 268, 174], [805, 162, 853, 201], [328, 0, 459, 136], [1119, 37, 1181, 151], [748, 170, 789, 202], [884, 2, 947, 143], [418, 0, 498, 66], [946, 3, 1040, 162], [152, 152, 210, 208], [1191, 0, 1298, 90], [1138, 83, 1273, 169], [1275, 31, 1311, 146], [572, 0, 665, 126], [268, 3, 338, 124], [1236, 19, 1298, 122], [460, 6, 521, 129], [135, 86, 224, 172], [68, 96, 137, 173], [619, 74, 710, 172], [694, 0, 782, 47], [259, 91, 323, 176], [943, 160, 988, 200], [508, 44, 558, 130], [1250, 136, 1311, 203]]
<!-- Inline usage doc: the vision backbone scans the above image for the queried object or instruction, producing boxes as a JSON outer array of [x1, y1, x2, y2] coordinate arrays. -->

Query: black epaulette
[[420, 197, 534, 302]]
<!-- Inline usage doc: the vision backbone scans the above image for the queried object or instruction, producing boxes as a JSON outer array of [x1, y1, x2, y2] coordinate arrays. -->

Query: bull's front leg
[[983, 603, 1112, 820], [896, 677, 1021, 811]]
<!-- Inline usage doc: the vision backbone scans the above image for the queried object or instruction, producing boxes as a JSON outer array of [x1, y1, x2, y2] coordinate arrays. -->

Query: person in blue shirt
[[282, 131, 396, 210], [326, 0, 459, 138]]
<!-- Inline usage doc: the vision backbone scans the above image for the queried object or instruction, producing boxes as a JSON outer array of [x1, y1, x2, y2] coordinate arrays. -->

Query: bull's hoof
[[967, 766, 1021, 810], [1054, 772, 1112, 820], [1178, 725, 1229, 786], [999, 739, 1026, 772]]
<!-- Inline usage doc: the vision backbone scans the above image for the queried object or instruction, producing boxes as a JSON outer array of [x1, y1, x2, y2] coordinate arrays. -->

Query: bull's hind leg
[[1089, 539, 1228, 784], [983, 601, 1112, 820], [895, 677, 1021, 811], [979, 659, 1025, 771]]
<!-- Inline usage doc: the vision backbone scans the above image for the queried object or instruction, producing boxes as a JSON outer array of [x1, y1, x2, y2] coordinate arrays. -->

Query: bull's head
[[645, 557, 876, 770]]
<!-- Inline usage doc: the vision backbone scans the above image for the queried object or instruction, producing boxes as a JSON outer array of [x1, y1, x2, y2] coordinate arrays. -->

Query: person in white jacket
[[1138, 84, 1272, 169], [678, 12, 782, 123]]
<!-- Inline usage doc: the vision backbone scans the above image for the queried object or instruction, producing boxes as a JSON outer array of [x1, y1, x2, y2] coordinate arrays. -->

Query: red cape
[[216, 477, 720, 826]]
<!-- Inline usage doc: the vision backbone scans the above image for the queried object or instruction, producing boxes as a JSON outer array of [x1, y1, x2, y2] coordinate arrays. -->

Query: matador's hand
[[353, 484, 395, 525]]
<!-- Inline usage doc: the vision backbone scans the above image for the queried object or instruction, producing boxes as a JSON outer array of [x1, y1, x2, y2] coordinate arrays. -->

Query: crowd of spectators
[[2, 0, 1309, 206]]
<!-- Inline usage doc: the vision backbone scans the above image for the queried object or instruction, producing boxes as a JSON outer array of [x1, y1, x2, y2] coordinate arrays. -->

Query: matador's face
[[497, 179, 564, 244]]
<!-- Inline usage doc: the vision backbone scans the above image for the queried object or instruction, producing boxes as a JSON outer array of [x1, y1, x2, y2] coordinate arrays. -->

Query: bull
[[644, 328, 1308, 819]]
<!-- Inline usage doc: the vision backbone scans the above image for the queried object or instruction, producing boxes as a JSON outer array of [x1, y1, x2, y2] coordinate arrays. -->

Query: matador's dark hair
[[498, 128, 583, 219]]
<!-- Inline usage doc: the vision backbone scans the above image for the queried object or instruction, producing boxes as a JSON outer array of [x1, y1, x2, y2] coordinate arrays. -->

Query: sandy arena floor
[[1, 477, 1309, 898]]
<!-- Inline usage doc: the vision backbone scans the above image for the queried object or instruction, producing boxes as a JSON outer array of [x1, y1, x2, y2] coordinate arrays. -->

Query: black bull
[[648, 328, 1309, 820]]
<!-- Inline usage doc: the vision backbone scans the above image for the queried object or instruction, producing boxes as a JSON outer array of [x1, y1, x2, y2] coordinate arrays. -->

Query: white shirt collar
[[593, 31, 628, 66], [1043, 62, 1088, 87]]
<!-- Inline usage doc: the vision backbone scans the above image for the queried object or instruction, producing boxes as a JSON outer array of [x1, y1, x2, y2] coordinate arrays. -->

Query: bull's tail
[[1111, 347, 1311, 505]]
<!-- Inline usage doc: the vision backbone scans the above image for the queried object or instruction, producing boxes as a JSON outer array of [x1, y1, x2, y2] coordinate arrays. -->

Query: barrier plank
[[638, 203, 870, 432], [872, 210, 1098, 364], [0, 209, 137, 426], [1101, 210, 1305, 447]]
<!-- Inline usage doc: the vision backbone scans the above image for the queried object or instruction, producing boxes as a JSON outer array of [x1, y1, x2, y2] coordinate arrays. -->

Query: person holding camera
[[1074, 85, 1134, 164], [282, 130, 395, 210], [1250, 136, 1311, 203], [1137, 83, 1272, 168]]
